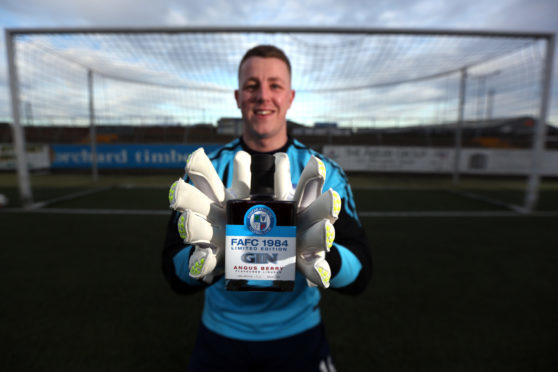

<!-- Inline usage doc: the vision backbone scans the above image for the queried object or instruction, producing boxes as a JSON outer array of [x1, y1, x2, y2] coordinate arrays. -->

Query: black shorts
[[187, 321, 337, 372]]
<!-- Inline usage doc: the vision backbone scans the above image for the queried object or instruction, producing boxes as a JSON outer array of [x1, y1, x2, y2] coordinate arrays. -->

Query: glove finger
[[226, 151, 251, 200], [297, 251, 331, 288], [177, 210, 225, 247], [293, 156, 326, 211], [274, 152, 294, 200], [201, 266, 225, 284], [189, 245, 219, 279], [297, 219, 336, 254], [185, 148, 226, 204], [297, 189, 341, 232], [169, 179, 225, 225]]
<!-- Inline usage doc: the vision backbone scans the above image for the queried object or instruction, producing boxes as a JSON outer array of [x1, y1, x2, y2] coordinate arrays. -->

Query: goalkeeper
[[162, 45, 372, 372]]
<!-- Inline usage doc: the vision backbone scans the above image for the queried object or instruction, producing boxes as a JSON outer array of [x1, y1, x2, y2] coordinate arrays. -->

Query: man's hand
[[168, 148, 251, 282], [274, 153, 341, 288]]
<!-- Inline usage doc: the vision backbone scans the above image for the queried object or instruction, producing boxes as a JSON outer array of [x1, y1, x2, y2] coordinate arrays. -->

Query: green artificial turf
[[1, 211, 556, 371]]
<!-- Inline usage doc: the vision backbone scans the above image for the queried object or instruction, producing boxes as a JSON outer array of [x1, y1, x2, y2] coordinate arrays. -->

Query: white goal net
[[5, 27, 555, 212], [6, 28, 553, 128]]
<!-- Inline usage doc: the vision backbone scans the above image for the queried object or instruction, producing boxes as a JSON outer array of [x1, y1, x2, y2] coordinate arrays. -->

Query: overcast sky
[[1, 0, 557, 125]]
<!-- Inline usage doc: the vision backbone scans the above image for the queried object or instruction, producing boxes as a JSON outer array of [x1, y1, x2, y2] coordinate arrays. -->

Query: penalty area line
[[28, 186, 114, 210], [0, 207, 171, 216], [359, 211, 558, 217], [2, 208, 558, 217]]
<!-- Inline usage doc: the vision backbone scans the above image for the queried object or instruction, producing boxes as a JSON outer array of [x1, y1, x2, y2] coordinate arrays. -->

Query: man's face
[[235, 57, 295, 142]]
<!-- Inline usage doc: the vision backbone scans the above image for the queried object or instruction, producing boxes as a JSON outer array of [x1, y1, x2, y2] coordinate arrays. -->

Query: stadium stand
[[1, 116, 556, 150]]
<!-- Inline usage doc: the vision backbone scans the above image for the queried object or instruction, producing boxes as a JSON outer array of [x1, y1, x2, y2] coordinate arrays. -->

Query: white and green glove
[[168, 148, 340, 288], [168, 148, 251, 281], [274, 153, 342, 288]]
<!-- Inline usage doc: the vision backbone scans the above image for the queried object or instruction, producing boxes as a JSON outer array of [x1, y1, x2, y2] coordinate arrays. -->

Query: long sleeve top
[[162, 137, 372, 341]]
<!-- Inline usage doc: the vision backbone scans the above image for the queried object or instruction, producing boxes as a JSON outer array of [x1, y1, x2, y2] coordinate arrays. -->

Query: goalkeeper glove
[[274, 153, 341, 288], [168, 148, 251, 282]]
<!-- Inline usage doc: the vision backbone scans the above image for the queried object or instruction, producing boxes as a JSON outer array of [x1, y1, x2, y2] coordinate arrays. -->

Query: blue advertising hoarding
[[50, 144, 221, 169]]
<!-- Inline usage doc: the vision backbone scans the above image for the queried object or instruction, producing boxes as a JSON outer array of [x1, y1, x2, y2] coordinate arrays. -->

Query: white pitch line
[[28, 186, 114, 209], [0, 207, 171, 216], [358, 211, 558, 217], [444, 188, 525, 213], [2, 208, 558, 218]]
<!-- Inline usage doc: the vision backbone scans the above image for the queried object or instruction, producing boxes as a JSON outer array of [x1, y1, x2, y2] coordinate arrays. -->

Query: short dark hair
[[238, 45, 292, 78]]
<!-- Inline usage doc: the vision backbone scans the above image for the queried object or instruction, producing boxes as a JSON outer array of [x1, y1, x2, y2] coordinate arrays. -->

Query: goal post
[[5, 27, 555, 212], [525, 33, 555, 213], [5, 28, 32, 207]]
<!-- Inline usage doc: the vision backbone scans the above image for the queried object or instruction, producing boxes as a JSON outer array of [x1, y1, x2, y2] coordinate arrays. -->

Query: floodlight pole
[[5, 29, 33, 207], [88, 69, 99, 183], [524, 35, 555, 213], [453, 67, 467, 184], [485, 89, 496, 121], [472, 70, 501, 123]]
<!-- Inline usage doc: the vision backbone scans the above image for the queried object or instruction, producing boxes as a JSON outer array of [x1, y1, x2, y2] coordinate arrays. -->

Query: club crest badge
[[245, 205, 276, 235]]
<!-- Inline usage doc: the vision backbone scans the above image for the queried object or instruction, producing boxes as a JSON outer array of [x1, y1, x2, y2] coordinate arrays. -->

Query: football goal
[[4, 27, 555, 212]]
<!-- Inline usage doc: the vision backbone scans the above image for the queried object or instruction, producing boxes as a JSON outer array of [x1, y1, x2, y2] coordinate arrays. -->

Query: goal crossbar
[[5, 27, 555, 213]]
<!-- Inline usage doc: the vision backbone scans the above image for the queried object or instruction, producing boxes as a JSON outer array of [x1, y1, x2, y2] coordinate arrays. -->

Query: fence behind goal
[[4, 27, 555, 212]]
